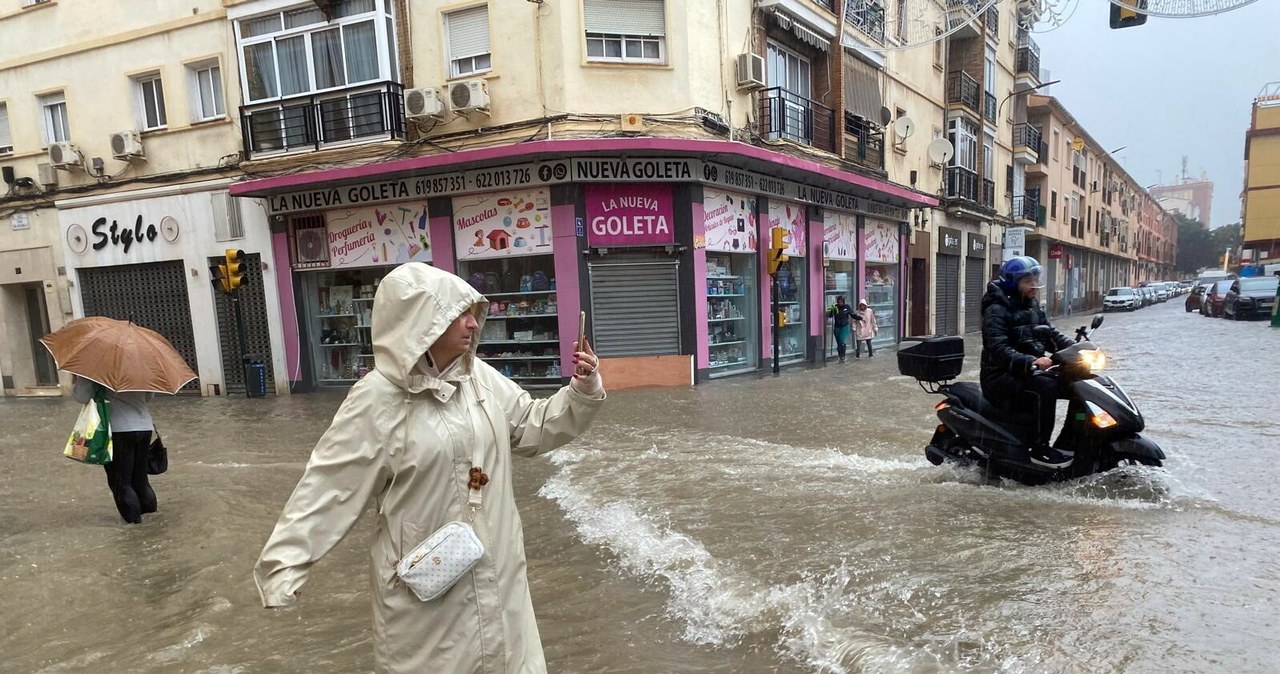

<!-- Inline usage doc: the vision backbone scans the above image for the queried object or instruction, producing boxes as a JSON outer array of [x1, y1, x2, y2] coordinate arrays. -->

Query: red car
[[1201, 280, 1234, 317], [1185, 283, 1211, 312]]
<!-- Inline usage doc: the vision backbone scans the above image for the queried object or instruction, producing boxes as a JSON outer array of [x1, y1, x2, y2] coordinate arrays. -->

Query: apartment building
[[0, 0, 290, 397], [1242, 83, 1280, 264]]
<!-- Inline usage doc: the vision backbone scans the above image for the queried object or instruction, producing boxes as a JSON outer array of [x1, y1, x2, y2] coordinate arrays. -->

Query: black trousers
[[1018, 374, 1066, 446], [103, 431, 156, 523], [855, 339, 873, 357]]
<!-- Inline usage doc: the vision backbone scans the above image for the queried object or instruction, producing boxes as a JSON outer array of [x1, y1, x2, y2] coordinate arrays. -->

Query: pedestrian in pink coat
[[854, 300, 878, 357]]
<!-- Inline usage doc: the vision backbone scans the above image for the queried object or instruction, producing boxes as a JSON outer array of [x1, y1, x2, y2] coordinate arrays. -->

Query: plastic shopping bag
[[64, 392, 112, 465]]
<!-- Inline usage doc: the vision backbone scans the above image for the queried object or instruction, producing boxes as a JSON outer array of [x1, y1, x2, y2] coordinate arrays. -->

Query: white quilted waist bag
[[396, 521, 485, 602]]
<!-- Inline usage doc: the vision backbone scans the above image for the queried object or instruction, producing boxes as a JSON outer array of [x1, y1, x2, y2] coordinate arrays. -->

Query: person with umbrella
[[42, 317, 196, 524]]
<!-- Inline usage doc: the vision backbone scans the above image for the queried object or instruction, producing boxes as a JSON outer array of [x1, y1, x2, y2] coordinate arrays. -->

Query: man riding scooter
[[980, 256, 1076, 469]]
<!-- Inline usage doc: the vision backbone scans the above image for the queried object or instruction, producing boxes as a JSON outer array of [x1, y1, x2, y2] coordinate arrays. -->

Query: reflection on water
[[3, 303, 1278, 673]]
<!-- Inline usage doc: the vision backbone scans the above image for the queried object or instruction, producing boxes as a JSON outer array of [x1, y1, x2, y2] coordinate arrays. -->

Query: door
[[588, 259, 681, 356], [767, 42, 812, 144], [910, 257, 928, 336], [934, 254, 960, 336], [964, 260, 986, 333], [24, 284, 57, 385]]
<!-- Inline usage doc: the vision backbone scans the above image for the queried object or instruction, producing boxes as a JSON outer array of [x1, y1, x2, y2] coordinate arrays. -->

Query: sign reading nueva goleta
[[263, 157, 911, 222]]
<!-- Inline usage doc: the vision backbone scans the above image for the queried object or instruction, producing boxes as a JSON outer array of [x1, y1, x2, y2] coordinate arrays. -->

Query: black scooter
[[898, 316, 1165, 485]]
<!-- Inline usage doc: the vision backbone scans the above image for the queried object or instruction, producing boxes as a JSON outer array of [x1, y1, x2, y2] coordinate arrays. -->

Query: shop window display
[[706, 253, 758, 376], [458, 254, 561, 387], [823, 263, 855, 359], [775, 259, 806, 362], [864, 264, 898, 350], [306, 267, 385, 384]]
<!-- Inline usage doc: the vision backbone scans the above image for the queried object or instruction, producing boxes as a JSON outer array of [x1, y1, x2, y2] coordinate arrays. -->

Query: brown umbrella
[[40, 316, 197, 394]]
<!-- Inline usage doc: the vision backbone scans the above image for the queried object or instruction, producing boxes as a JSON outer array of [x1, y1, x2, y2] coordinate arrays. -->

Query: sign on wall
[[766, 199, 806, 256], [1004, 226, 1027, 260], [864, 218, 900, 263], [325, 201, 432, 269], [453, 188, 553, 260], [823, 211, 857, 261], [702, 188, 757, 253], [585, 183, 675, 247]]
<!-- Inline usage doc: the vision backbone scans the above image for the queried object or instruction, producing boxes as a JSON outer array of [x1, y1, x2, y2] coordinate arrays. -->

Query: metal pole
[[772, 273, 780, 375], [232, 291, 252, 397]]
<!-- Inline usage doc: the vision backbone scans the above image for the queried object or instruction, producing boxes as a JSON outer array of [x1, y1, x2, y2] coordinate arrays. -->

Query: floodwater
[[2, 299, 1277, 673]]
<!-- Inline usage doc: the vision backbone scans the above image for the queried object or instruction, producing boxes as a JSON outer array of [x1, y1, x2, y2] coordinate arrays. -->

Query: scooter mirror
[[1091, 315, 1104, 330]]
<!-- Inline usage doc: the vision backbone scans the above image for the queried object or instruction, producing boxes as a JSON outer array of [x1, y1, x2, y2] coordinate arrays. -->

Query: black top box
[[897, 336, 965, 382]]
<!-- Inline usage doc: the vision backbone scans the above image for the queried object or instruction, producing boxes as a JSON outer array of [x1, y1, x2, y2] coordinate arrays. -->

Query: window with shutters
[[445, 5, 491, 78], [0, 103, 11, 154], [584, 0, 666, 64]]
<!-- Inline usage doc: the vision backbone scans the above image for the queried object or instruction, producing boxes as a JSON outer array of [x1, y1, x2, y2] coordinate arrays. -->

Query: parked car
[[1103, 286, 1140, 312], [1154, 284, 1170, 302], [1139, 286, 1155, 307], [1224, 276, 1279, 320], [1202, 279, 1235, 317], [1185, 283, 1211, 312]]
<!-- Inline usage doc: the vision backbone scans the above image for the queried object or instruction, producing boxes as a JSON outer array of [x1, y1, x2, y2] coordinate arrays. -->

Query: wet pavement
[[2, 299, 1278, 673]]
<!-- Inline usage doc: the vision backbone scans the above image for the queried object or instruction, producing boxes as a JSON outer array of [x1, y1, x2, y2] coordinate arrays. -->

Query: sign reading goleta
[[262, 157, 911, 222]]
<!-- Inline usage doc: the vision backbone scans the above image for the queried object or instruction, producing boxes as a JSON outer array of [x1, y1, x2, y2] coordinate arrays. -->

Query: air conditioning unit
[[48, 142, 81, 169], [736, 53, 766, 90], [37, 162, 58, 187], [110, 130, 145, 160], [294, 228, 329, 265], [448, 79, 490, 116], [404, 87, 446, 121]]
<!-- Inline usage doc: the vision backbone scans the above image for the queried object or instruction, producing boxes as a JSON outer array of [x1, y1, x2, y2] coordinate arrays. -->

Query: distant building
[[1242, 83, 1280, 264], [1151, 169, 1213, 228]]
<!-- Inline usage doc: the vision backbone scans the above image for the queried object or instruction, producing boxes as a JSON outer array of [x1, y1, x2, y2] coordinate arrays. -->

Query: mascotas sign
[[585, 184, 675, 247]]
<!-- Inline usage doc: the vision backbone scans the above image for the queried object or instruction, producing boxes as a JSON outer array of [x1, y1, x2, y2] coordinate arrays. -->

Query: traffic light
[[225, 249, 246, 292], [209, 261, 230, 294], [767, 226, 791, 276], [1109, 0, 1148, 29], [776, 310, 787, 328]]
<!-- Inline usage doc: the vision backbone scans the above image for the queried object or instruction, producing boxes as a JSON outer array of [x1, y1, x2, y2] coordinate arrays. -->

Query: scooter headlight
[[1078, 348, 1107, 373], [1085, 401, 1118, 429]]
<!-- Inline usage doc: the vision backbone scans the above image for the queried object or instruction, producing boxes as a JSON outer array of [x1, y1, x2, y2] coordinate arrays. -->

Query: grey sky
[[1032, 0, 1280, 229]]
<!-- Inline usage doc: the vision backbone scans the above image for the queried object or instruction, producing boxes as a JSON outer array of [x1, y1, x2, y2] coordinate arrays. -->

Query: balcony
[[1013, 123, 1042, 164], [843, 113, 885, 172], [984, 91, 997, 123], [947, 71, 980, 116], [1016, 32, 1041, 89], [845, 0, 886, 44], [1025, 139, 1049, 176], [758, 87, 836, 154], [986, 4, 999, 41], [947, 0, 982, 38], [1011, 195, 1044, 227], [240, 81, 405, 158], [945, 166, 978, 202]]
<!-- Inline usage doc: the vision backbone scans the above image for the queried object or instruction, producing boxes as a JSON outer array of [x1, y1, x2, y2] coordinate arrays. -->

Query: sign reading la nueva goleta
[[263, 157, 911, 222]]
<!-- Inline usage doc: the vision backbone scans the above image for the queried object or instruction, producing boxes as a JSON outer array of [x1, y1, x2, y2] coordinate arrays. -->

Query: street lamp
[[998, 79, 1062, 122]]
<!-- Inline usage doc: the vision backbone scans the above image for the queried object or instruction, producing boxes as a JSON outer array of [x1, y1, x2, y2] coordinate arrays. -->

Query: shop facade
[[56, 179, 286, 396], [231, 139, 935, 388], [0, 207, 66, 397]]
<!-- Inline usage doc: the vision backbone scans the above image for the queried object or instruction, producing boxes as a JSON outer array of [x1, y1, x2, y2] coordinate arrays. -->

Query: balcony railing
[[240, 81, 405, 158], [981, 177, 996, 209], [1016, 32, 1041, 78], [846, 0, 886, 44], [758, 87, 836, 153], [948, 0, 983, 14], [1011, 195, 1043, 224], [843, 113, 885, 171], [945, 166, 979, 203], [1013, 123, 1042, 152], [984, 91, 997, 122], [986, 4, 999, 40], [947, 71, 980, 113]]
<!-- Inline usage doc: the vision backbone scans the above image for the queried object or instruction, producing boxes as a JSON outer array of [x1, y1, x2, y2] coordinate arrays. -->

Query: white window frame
[[0, 103, 12, 154], [133, 72, 168, 131], [38, 91, 69, 146], [982, 131, 995, 181], [234, 0, 397, 105], [584, 0, 666, 64], [187, 60, 227, 122], [444, 5, 492, 79], [947, 116, 977, 171]]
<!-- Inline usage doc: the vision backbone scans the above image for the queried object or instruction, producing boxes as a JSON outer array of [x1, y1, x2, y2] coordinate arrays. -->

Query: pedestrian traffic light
[[777, 310, 787, 328], [1109, 0, 1148, 29], [225, 249, 246, 292], [768, 226, 791, 276], [209, 262, 231, 294]]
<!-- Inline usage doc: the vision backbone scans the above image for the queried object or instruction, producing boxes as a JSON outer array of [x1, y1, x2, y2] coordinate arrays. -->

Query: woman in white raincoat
[[253, 262, 605, 672]]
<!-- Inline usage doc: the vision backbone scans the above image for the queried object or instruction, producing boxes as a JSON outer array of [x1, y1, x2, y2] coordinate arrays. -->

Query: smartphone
[[577, 311, 587, 348]]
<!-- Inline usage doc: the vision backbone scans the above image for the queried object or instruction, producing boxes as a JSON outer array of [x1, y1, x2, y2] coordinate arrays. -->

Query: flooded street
[[3, 301, 1278, 673]]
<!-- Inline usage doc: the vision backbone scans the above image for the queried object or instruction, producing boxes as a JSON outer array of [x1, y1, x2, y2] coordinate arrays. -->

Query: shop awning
[[844, 53, 884, 125]]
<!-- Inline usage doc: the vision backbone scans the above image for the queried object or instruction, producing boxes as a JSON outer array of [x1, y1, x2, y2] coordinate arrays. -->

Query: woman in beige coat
[[854, 299, 878, 357], [253, 262, 605, 673]]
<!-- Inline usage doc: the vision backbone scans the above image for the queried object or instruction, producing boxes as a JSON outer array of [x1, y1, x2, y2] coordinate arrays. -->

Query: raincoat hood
[[372, 263, 489, 392]]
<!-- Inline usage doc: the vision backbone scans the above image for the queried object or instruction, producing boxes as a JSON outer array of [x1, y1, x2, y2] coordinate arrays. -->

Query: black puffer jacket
[[979, 281, 1074, 402]]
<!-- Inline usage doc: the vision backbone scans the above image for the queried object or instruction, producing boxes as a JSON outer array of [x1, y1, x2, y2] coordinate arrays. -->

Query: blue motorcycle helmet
[[998, 256, 1044, 292]]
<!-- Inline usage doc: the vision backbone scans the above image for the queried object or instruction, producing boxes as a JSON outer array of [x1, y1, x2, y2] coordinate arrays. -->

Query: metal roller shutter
[[211, 252, 277, 396], [588, 260, 680, 356], [934, 254, 960, 336], [78, 261, 201, 394], [964, 261, 986, 333], [584, 0, 666, 36]]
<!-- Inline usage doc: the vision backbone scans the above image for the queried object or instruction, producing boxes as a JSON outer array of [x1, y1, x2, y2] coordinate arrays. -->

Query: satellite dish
[[879, 106, 893, 126], [927, 138, 954, 165], [893, 116, 916, 140]]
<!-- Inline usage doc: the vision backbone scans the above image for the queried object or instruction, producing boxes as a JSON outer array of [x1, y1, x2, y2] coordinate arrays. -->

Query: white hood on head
[[371, 263, 488, 390]]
